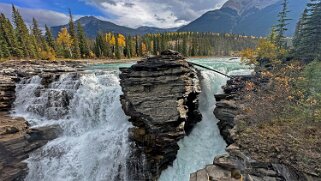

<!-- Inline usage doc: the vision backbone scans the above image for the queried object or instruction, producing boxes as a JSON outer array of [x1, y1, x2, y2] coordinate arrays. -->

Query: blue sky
[[0, 0, 227, 28]]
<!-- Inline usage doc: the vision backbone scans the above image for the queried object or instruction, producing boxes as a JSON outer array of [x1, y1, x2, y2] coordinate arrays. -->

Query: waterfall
[[12, 71, 131, 181], [159, 58, 252, 181], [11, 58, 250, 181]]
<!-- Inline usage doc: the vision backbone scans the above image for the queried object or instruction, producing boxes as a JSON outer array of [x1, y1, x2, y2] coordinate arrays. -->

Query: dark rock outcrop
[[0, 113, 62, 181], [120, 50, 202, 180], [0, 76, 16, 111]]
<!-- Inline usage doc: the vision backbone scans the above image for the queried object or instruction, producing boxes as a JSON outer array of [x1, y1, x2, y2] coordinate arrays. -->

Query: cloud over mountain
[[82, 0, 227, 28]]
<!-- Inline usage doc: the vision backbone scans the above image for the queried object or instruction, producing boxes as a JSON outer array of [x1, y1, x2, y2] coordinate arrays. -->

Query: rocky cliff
[[119, 50, 202, 180]]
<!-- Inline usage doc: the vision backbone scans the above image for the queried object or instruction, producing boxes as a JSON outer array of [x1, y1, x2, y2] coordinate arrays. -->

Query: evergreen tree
[[0, 15, 11, 58], [115, 34, 121, 59], [45, 25, 57, 51], [32, 18, 42, 45], [275, 0, 291, 48], [94, 33, 109, 58], [182, 36, 188, 56], [12, 5, 36, 58], [295, 0, 321, 60], [0, 13, 22, 58], [68, 9, 80, 58], [125, 35, 132, 58], [293, 8, 309, 56], [77, 22, 89, 58], [135, 35, 139, 57]]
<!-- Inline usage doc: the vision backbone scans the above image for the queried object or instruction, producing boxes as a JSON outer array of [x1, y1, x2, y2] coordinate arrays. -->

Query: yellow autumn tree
[[57, 28, 73, 58], [141, 42, 147, 55], [106, 33, 116, 45], [118, 34, 126, 47], [241, 39, 280, 65]]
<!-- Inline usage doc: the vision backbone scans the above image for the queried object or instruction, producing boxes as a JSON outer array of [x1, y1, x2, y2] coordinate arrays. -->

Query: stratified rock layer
[[119, 50, 202, 180]]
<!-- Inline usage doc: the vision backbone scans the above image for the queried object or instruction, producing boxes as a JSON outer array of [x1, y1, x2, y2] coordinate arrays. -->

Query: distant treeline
[[0, 6, 258, 60]]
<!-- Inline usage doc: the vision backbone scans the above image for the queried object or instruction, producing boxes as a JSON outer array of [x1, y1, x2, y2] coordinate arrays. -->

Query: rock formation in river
[[119, 50, 202, 180]]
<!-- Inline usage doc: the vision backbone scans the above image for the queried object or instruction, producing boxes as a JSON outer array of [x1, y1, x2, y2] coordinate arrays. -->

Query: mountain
[[222, 0, 280, 15], [179, 0, 308, 36], [51, 16, 178, 38]]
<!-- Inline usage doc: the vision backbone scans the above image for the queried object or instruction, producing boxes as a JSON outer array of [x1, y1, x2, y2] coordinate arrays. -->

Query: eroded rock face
[[0, 113, 62, 181], [119, 50, 202, 180]]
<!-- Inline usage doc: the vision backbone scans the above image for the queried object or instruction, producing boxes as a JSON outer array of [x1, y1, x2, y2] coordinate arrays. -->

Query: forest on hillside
[[0, 6, 258, 61]]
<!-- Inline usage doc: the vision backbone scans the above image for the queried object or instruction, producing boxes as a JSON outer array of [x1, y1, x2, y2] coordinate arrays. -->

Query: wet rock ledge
[[119, 50, 202, 180]]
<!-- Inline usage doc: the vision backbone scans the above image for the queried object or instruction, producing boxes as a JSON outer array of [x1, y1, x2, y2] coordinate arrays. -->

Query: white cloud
[[83, 0, 228, 28], [0, 3, 77, 27], [0, 0, 228, 29]]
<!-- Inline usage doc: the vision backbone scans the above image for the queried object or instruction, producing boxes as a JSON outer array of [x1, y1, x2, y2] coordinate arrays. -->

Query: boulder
[[120, 50, 202, 180]]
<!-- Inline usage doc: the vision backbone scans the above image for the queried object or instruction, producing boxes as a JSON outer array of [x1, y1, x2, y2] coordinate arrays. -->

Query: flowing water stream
[[11, 58, 250, 181]]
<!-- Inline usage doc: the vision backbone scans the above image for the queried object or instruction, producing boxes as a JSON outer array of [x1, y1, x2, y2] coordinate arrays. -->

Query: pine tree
[[115, 34, 121, 59], [45, 24, 57, 51], [12, 5, 36, 58], [182, 36, 188, 56], [275, 0, 291, 48], [135, 35, 139, 57], [125, 35, 132, 58], [296, 0, 321, 60], [77, 22, 89, 58], [293, 8, 309, 57], [0, 15, 11, 58], [68, 9, 80, 58], [0, 13, 22, 58], [32, 18, 42, 45]]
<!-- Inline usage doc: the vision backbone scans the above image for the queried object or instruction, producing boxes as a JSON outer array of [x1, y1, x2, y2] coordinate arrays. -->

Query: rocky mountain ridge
[[51, 16, 179, 38], [179, 0, 308, 36]]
